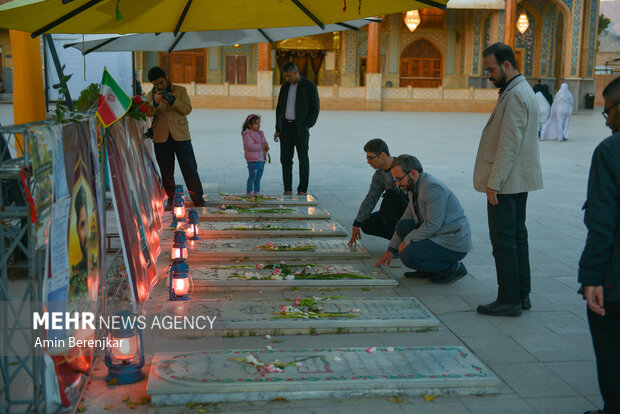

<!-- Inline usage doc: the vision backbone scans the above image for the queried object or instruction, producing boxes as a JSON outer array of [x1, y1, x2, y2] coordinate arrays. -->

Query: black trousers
[[487, 192, 530, 305], [360, 189, 407, 240], [588, 301, 620, 414], [153, 136, 203, 205], [280, 121, 309, 193]]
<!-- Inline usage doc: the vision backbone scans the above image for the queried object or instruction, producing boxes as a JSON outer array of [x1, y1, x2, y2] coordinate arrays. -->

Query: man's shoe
[[431, 263, 468, 284], [521, 295, 531, 310], [404, 270, 438, 279], [193, 199, 206, 208], [297, 191, 307, 195], [477, 301, 522, 317], [283, 191, 293, 195]]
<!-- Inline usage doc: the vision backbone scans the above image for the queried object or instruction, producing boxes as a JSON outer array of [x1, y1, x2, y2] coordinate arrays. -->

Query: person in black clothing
[[348, 139, 407, 246], [579, 76, 620, 414], [274, 62, 320, 195]]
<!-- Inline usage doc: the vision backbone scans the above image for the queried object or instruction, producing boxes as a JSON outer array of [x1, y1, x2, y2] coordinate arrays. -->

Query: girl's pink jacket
[[242, 129, 267, 162]]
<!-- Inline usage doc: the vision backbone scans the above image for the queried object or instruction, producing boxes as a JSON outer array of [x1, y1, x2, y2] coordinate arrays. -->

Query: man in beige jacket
[[146, 66, 204, 210], [474, 43, 543, 317]]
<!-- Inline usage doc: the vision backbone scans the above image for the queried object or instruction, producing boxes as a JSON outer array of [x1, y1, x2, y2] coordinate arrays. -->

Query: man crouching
[[375, 155, 473, 284]]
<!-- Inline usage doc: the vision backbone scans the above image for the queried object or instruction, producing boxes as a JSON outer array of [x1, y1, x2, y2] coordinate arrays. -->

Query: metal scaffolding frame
[[0, 124, 47, 413], [0, 119, 121, 413]]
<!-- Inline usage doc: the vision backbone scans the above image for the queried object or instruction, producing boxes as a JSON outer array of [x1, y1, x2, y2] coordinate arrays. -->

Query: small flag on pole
[[96, 69, 131, 128]]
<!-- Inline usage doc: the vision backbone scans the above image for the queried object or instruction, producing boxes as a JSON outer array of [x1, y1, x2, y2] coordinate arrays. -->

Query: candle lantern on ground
[[174, 185, 185, 201], [169, 258, 191, 300], [105, 310, 145, 384], [171, 230, 188, 260], [171, 194, 186, 227], [185, 209, 200, 240]]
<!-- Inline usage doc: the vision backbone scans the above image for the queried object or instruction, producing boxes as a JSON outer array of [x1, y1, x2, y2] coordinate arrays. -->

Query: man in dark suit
[[579, 76, 620, 414], [274, 62, 320, 195]]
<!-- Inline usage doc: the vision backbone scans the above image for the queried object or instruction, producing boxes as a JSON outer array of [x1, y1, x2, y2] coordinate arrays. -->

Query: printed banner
[[106, 117, 163, 303]]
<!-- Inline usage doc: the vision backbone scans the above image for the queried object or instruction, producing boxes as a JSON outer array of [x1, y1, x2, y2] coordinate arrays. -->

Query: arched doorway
[[400, 38, 443, 88], [276, 37, 325, 84]]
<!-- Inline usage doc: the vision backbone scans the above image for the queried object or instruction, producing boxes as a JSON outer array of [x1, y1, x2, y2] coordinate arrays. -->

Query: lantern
[[169, 258, 191, 300], [174, 185, 185, 201], [517, 13, 529, 34], [404, 10, 421, 32], [171, 194, 186, 227], [185, 209, 200, 240], [171, 230, 188, 260], [105, 310, 145, 385]]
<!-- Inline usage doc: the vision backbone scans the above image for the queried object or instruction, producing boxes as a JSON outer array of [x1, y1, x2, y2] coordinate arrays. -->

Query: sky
[[601, 0, 620, 34]]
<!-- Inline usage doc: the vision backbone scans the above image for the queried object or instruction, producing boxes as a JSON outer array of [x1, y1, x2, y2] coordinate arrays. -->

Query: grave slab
[[168, 205, 331, 221], [147, 346, 500, 405], [153, 296, 439, 337], [160, 238, 370, 261], [187, 263, 398, 288], [200, 193, 319, 206], [162, 220, 347, 238]]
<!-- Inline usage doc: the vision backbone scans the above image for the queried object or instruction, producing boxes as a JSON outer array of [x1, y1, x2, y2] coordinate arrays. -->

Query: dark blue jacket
[[579, 132, 620, 301], [275, 76, 320, 135]]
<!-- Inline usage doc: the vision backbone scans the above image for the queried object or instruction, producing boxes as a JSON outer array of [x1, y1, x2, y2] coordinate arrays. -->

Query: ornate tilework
[[563, 0, 573, 11], [473, 10, 482, 75], [570, 0, 583, 76], [541, 4, 555, 76], [399, 31, 446, 54], [498, 10, 505, 43], [548, 9, 557, 77], [484, 14, 491, 51], [345, 31, 357, 74], [515, 8, 535, 77], [586, 0, 599, 76]]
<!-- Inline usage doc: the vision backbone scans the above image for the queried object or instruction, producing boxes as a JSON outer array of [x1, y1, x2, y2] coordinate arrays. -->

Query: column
[[385, 14, 400, 87], [257, 42, 273, 106], [366, 21, 382, 111], [9, 31, 45, 128], [504, 0, 516, 49]]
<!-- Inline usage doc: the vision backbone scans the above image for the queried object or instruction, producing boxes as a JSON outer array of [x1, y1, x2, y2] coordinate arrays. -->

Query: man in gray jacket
[[474, 43, 543, 317], [375, 155, 473, 284]]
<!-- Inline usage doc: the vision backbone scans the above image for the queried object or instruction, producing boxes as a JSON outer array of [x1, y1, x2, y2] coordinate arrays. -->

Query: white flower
[[263, 364, 283, 373], [285, 275, 295, 280], [366, 346, 377, 353], [245, 354, 260, 365], [296, 362, 304, 367], [350, 308, 360, 313], [386, 347, 394, 352], [264, 335, 271, 340], [265, 346, 272, 350], [333, 356, 342, 362]]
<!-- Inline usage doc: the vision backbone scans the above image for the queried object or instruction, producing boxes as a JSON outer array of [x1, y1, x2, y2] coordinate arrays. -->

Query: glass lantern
[[171, 230, 188, 260], [185, 209, 200, 240], [169, 258, 191, 301], [105, 310, 145, 384]]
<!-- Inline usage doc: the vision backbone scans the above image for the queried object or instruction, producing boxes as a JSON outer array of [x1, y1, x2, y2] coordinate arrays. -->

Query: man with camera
[[146, 66, 204, 210]]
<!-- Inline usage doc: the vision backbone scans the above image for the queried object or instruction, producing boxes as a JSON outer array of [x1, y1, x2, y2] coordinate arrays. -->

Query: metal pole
[[43, 34, 74, 111]]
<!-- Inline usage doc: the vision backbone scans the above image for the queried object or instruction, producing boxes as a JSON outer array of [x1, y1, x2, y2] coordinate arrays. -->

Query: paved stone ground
[[0, 104, 610, 413]]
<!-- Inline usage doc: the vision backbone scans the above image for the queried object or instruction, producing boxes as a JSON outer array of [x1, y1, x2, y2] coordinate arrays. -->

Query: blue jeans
[[247, 161, 265, 193], [396, 219, 467, 276]]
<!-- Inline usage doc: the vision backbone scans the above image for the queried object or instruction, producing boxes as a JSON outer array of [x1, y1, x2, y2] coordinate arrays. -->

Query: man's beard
[[491, 68, 507, 88]]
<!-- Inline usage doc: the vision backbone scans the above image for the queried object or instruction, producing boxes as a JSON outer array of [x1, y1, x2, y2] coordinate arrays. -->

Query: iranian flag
[[96, 69, 131, 128]]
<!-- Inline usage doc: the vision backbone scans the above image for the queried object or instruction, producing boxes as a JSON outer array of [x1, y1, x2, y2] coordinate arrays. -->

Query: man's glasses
[[394, 172, 409, 183], [366, 155, 378, 161], [603, 101, 619, 120]]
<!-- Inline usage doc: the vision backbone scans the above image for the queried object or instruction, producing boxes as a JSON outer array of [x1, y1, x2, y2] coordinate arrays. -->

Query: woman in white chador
[[541, 83, 573, 141], [535, 91, 551, 137]]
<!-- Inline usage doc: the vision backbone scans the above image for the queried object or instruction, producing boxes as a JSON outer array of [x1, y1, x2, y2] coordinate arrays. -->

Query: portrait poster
[[44, 119, 103, 398], [106, 117, 160, 303], [29, 124, 58, 248]]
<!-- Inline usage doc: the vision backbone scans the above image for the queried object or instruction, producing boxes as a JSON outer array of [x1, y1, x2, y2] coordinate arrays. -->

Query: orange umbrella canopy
[[0, 0, 448, 37]]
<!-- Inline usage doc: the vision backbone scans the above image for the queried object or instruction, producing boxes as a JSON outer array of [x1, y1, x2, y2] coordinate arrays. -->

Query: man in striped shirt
[[375, 155, 473, 284], [348, 139, 408, 247]]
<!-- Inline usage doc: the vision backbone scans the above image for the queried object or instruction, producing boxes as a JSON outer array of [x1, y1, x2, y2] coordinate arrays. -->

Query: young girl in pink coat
[[242, 114, 270, 195]]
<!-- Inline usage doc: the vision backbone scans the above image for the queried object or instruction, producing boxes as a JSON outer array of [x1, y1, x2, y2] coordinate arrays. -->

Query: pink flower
[[272, 268, 282, 276], [263, 364, 284, 373], [293, 295, 302, 306], [280, 305, 289, 313], [219, 204, 226, 210], [265, 241, 274, 247], [366, 346, 377, 353], [255, 263, 265, 269]]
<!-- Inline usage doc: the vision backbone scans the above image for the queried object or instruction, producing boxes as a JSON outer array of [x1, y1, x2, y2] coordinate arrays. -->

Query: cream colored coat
[[146, 84, 192, 143], [474, 76, 543, 194]]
